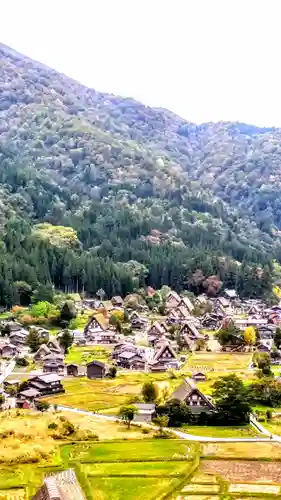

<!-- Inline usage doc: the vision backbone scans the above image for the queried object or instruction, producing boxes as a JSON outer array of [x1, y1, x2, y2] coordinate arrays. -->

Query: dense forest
[[0, 43, 280, 304]]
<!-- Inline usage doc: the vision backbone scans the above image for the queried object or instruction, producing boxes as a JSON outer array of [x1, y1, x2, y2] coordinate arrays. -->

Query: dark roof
[[118, 351, 138, 359], [47, 338, 61, 350], [171, 378, 215, 408], [180, 321, 201, 338], [179, 297, 194, 311], [154, 342, 177, 361], [43, 361, 65, 368], [192, 372, 206, 378], [135, 403, 155, 411], [87, 360, 105, 368], [85, 315, 106, 331], [176, 306, 190, 319], [148, 321, 166, 334], [33, 373, 62, 383], [19, 388, 40, 398], [43, 353, 64, 361], [111, 296, 123, 303], [5, 379, 20, 385], [166, 291, 181, 303], [34, 344, 51, 356], [9, 331, 27, 338], [218, 297, 230, 307], [1, 343, 18, 350], [29, 381, 46, 390]]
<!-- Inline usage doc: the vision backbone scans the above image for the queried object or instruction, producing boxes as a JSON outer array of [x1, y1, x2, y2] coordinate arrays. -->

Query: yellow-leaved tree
[[244, 326, 256, 346]]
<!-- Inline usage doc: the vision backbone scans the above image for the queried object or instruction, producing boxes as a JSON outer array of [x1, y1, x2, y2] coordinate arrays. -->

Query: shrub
[[75, 429, 99, 441], [35, 401, 50, 412], [62, 419, 76, 436], [19, 314, 34, 326], [142, 428, 150, 434], [11, 305, 25, 315], [107, 366, 117, 378], [266, 409, 272, 420], [153, 431, 172, 439], [48, 422, 58, 430], [15, 357, 29, 367]]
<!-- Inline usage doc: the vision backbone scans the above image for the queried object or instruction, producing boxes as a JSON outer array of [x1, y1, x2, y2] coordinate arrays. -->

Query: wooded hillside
[[0, 43, 279, 304]]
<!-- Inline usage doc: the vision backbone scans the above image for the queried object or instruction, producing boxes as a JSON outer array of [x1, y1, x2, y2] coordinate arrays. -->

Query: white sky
[[1, 0, 281, 126]]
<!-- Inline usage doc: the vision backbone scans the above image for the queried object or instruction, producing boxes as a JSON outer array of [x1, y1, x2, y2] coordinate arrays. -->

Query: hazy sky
[[2, 0, 281, 126]]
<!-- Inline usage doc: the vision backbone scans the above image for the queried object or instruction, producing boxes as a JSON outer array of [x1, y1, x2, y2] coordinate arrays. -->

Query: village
[[0, 286, 280, 426]]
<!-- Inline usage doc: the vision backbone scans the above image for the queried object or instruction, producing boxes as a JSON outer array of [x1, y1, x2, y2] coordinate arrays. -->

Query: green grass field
[[179, 425, 258, 438], [82, 461, 189, 476], [88, 477, 179, 500], [60, 440, 195, 500], [0, 439, 196, 499], [65, 345, 112, 365], [61, 439, 193, 463], [263, 416, 281, 436], [1, 436, 281, 499]]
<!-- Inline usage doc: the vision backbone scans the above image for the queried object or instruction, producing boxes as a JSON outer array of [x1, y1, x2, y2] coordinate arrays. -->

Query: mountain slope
[[0, 43, 278, 303]]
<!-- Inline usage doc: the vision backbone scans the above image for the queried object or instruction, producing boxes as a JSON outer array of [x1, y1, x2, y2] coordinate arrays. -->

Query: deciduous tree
[[119, 405, 138, 429], [142, 381, 158, 403], [212, 374, 251, 424]]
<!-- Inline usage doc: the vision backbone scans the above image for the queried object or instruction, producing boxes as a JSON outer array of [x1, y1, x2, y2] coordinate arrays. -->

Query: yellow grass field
[[45, 371, 183, 412], [187, 352, 252, 371], [0, 409, 155, 465], [201, 441, 281, 459]]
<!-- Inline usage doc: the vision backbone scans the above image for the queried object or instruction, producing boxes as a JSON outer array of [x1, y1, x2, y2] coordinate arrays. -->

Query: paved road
[[0, 359, 16, 384], [56, 405, 279, 443]]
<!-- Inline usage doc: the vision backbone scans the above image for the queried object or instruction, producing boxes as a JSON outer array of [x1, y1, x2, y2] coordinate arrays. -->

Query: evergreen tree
[[27, 330, 42, 352], [59, 330, 73, 354]]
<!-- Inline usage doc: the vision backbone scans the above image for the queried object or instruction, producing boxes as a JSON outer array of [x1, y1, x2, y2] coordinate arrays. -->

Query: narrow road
[[56, 405, 280, 443], [0, 359, 16, 384]]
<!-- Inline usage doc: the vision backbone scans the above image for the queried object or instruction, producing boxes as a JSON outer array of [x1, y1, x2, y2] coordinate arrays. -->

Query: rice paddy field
[[179, 425, 258, 438], [45, 370, 184, 412], [0, 439, 197, 499], [44, 350, 254, 414], [0, 428, 281, 499], [173, 441, 281, 500], [65, 345, 112, 365], [186, 352, 252, 372]]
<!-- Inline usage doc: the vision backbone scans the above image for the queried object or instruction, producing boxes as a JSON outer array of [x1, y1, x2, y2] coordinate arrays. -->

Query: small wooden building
[[111, 296, 124, 307], [67, 364, 79, 376], [86, 360, 106, 379], [192, 372, 207, 382], [171, 378, 215, 414], [134, 403, 155, 423]]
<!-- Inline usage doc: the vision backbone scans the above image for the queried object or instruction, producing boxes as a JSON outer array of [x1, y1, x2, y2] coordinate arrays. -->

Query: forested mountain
[[0, 42, 280, 304]]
